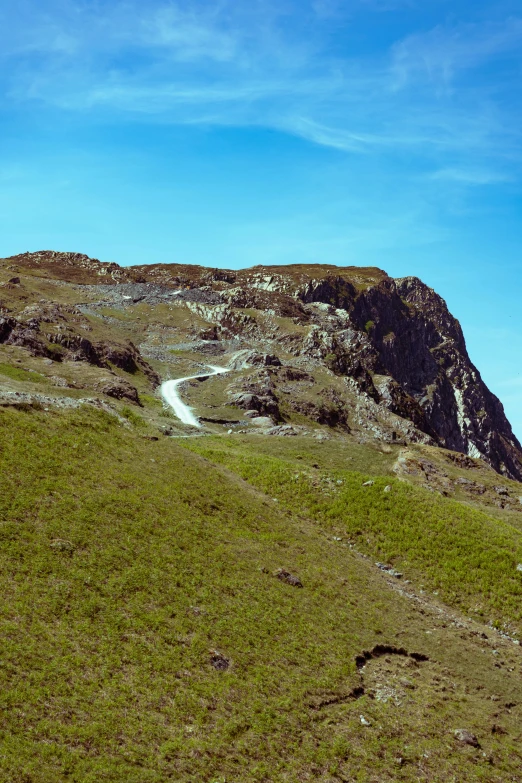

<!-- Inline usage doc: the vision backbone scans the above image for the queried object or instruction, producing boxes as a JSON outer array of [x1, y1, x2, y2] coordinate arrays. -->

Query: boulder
[[210, 650, 230, 671], [275, 568, 303, 587], [251, 416, 274, 428], [453, 729, 480, 748], [96, 379, 141, 405]]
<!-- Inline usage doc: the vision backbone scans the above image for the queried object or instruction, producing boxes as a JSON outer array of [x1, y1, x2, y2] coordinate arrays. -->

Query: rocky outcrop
[[289, 397, 350, 429], [95, 379, 141, 405], [185, 301, 259, 339], [0, 312, 160, 387], [228, 390, 281, 420], [284, 273, 521, 480], [7, 250, 132, 284], [221, 286, 307, 319], [385, 277, 520, 479]]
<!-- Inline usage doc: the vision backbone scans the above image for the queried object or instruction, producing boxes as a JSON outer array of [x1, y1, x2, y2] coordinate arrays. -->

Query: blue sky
[[0, 0, 521, 438]]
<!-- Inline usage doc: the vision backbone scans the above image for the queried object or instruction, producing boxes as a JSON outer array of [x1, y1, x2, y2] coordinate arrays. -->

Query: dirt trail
[[160, 365, 229, 427]]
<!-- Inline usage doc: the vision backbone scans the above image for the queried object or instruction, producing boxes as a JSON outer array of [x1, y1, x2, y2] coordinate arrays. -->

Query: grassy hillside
[[184, 436, 522, 633], [1, 407, 522, 782]]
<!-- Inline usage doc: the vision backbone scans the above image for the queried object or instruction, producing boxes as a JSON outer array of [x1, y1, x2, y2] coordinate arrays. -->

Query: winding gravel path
[[160, 365, 229, 427]]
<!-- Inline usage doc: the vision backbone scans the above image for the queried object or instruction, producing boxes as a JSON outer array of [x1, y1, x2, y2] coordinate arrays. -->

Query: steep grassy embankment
[[0, 408, 521, 782]]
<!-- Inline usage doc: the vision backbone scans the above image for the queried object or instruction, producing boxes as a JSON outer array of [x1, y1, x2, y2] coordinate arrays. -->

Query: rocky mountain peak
[[0, 251, 520, 481]]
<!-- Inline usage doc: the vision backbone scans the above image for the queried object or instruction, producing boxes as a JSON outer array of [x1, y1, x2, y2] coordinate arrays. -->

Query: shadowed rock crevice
[[309, 685, 365, 711], [355, 645, 429, 670]]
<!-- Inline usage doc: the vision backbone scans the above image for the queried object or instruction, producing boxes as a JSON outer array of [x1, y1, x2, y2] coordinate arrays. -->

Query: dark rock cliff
[[288, 272, 521, 480]]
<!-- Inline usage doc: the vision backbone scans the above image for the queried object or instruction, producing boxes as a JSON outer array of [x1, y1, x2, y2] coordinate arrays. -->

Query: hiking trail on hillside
[[161, 365, 229, 427]]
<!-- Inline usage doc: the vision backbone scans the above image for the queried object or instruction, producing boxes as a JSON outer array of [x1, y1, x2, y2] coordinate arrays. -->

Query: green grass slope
[[0, 409, 521, 782], [184, 437, 522, 634]]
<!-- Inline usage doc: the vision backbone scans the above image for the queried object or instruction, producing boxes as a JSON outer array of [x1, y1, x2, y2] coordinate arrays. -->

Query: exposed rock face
[[247, 268, 520, 479], [353, 275, 521, 479], [0, 310, 160, 387], [1, 252, 520, 481], [248, 271, 520, 479]]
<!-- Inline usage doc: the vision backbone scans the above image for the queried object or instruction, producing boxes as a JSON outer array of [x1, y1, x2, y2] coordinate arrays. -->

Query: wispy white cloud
[[137, 7, 237, 62], [430, 167, 513, 184], [2, 0, 522, 182], [279, 118, 381, 153], [391, 16, 522, 89]]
